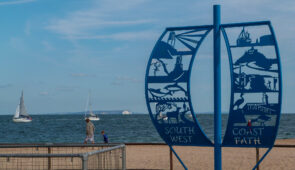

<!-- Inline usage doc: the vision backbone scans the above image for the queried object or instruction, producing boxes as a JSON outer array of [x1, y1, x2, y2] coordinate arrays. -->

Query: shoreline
[[0, 138, 294, 145]]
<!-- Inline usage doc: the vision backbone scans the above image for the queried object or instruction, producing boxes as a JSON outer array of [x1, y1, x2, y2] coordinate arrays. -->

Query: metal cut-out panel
[[222, 23, 282, 147], [145, 27, 213, 146]]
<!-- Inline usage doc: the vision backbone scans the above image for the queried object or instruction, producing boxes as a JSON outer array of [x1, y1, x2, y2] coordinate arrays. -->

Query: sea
[[0, 114, 294, 144]]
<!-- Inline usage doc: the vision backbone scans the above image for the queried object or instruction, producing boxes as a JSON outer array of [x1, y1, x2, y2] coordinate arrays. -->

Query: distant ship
[[122, 110, 132, 115], [13, 91, 32, 123]]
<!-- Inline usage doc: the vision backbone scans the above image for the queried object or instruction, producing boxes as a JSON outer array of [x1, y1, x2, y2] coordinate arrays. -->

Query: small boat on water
[[13, 91, 32, 123], [85, 112, 100, 121], [84, 92, 100, 121], [122, 110, 132, 115]]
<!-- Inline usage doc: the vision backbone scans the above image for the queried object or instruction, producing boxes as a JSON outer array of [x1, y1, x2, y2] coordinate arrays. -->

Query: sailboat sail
[[84, 93, 89, 118], [19, 91, 29, 117], [13, 91, 32, 122], [89, 111, 96, 117], [14, 105, 20, 118], [84, 91, 99, 121], [88, 99, 96, 117]]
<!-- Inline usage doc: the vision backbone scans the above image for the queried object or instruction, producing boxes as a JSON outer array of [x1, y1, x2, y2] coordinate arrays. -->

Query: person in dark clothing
[[101, 130, 108, 143]]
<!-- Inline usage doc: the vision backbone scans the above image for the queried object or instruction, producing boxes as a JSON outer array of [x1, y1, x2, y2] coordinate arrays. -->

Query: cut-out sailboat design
[[13, 91, 32, 123]]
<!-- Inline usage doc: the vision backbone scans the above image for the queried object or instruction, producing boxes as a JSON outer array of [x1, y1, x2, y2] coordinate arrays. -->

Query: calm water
[[0, 114, 294, 143]]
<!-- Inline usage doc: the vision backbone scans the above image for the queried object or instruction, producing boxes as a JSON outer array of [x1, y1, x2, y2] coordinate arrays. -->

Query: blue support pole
[[213, 5, 222, 170], [169, 145, 188, 170]]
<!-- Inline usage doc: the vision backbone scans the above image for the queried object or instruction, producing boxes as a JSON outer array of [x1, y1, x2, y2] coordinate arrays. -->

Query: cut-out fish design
[[164, 83, 188, 96], [148, 88, 173, 98]]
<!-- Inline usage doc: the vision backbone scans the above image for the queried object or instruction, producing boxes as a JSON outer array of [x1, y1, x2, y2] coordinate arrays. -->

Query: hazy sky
[[0, 0, 294, 114]]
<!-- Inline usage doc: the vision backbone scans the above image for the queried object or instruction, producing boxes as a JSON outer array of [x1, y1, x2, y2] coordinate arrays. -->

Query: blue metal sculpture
[[145, 27, 213, 147], [221, 22, 282, 170], [145, 5, 281, 170], [222, 23, 282, 148]]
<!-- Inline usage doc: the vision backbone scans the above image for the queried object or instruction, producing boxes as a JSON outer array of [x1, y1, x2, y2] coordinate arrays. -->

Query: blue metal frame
[[213, 5, 222, 170], [145, 5, 281, 170], [268, 22, 282, 143], [145, 26, 214, 145], [252, 147, 272, 170], [169, 146, 188, 170], [145, 22, 213, 170], [222, 22, 282, 148], [221, 20, 282, 170]]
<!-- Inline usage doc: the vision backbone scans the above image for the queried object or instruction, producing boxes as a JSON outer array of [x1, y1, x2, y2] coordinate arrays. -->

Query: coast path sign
[[222, 22, 282, 148], [145, 5, 281, 170]]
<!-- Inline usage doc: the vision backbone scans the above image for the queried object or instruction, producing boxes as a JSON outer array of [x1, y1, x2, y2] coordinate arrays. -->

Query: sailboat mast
[[89, 92, 92, 113], [20, 91, 23, 106], [88, 91, 95, 116], [84, 92, 89, 117]]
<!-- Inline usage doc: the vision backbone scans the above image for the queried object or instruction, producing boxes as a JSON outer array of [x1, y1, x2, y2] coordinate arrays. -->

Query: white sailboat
[[84, 92, 100, 121], [13, 91, 32, 123]]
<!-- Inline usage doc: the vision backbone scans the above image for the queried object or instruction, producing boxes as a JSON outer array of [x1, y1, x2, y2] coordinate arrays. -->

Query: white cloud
[[70, 73, 95, 78], [42, 41, 54, 51], [65, 30, 158, 41], [0, 84, 13, 88], [0, 0, 36, 6], [24, 21, 31, 35], [45, 0, 154, 40], [71, 73, 87, 77], [9, 37, 26, 51], [111, 81, 122, 86], [39, 91, 49, 96], [111, 75, 142, 86], [116, 76, 142, 83], [55, 86, 78, 92]]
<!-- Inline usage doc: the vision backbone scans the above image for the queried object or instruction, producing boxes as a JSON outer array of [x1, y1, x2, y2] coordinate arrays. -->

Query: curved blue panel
[[222, 22, 282, 147], [145, 27, 213, 146]]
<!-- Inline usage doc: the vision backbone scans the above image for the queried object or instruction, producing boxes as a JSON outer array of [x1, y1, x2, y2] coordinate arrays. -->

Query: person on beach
[[84, 118, 95, 144], [247, 119, 252, 132], [101, 130, 108, 143]]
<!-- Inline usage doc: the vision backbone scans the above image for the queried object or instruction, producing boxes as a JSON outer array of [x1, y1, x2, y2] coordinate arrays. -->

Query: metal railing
[[0, 143, 294, 169], [0, 143, 126, 170]]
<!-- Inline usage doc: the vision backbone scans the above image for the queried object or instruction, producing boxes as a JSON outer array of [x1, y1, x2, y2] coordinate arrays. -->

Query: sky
[[0, 0, 294, 114]]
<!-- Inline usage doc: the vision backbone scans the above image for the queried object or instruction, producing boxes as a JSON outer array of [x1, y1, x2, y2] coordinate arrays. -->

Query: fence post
[[170, 147, 173, 170], [48, 147, 51, 170], [82, 155, 88, 170], [256, 148, 260, 170], [122, 146, 126, 170]]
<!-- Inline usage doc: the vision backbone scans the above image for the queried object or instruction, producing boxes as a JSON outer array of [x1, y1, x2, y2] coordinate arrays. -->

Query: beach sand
[[0, 139, 294, 169], [126, 139, 295, 170]]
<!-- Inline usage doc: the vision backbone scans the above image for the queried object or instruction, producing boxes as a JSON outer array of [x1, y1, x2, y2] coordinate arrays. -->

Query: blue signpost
[[145, 5, 281, 170], [213, 5, 222, 170]]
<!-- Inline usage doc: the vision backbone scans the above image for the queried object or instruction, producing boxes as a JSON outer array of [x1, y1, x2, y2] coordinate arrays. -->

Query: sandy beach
[[0, 139, 294, 170], [126, 139, 295, 170]]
